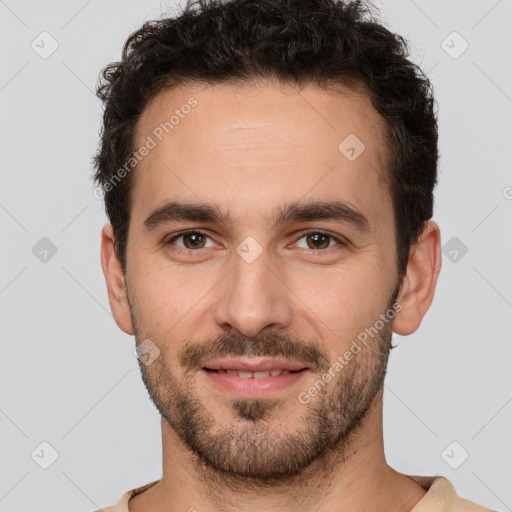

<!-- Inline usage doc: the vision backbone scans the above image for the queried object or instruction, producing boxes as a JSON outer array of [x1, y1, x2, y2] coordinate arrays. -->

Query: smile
[[204, 368, 302, 378]]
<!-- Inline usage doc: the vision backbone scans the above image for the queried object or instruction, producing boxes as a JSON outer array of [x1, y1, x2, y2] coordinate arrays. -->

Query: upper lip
[[203, 357, 309, 372]]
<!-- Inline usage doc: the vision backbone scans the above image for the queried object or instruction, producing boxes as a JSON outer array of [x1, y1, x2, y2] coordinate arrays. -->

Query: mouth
[[201, 357, 310, 397], [203, 368, 305, 378]]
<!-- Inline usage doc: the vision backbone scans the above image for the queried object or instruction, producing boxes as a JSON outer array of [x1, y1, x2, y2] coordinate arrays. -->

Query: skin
[[101, 79, 442, 512]]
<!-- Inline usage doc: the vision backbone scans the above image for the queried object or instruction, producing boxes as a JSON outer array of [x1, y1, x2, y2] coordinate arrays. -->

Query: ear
[[100, 223, 134, 335], [393, 220, 442, 335]]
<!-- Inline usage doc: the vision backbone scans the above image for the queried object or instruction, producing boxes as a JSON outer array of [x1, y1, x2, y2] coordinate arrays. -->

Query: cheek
[[293, 261, 390, 339], [128, 266, 173, 326], [129, 262, 215, 333]]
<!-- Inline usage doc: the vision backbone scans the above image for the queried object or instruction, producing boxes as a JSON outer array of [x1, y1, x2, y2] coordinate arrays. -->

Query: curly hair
[[92, 0, 438, 278]]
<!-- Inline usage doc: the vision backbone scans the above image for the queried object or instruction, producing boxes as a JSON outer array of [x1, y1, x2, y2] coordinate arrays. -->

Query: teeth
[[216, 369, 293, 378]]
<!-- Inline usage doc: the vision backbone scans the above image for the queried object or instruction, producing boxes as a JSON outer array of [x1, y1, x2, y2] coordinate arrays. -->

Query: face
[[119, 80, 403, 480]]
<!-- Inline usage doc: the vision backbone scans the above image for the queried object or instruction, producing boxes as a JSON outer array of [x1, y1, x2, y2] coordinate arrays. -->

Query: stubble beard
[[127, 286, 397, 485]]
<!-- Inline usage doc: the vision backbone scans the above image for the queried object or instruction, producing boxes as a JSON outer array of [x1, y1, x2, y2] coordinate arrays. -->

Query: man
[[93, 0, 493, 510]]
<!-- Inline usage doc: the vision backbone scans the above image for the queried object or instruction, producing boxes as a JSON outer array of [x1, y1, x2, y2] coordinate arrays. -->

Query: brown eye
[[305, 232, 331, 250], [295, 231, 344, 251], [168, 230, 214, 250], [181, 232, 206, 249]]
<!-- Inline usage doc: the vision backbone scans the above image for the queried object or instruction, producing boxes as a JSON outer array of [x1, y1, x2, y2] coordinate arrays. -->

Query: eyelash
[[165, 229, 346, 256]]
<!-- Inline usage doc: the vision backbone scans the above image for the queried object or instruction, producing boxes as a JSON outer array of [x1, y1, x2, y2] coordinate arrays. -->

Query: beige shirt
[[97, 475, 495, 511]]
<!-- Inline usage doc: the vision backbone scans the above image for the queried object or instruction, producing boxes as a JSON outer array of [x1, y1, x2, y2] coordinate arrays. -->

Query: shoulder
[[93, 480, 161, 512], [407, 475, 495, 512]]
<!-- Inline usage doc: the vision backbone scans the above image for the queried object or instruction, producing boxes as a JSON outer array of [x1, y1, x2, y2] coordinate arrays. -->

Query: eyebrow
[[143, 199, 371, 234]]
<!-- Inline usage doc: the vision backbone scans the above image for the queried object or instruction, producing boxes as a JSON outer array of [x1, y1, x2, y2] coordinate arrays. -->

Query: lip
[[203, 357, 309, 373], [201, 367, 310, 397]]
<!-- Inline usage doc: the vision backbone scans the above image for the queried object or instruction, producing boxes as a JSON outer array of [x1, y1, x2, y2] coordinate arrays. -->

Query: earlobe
[[100, 224, 135, 335], [392, 220, 442, 336]]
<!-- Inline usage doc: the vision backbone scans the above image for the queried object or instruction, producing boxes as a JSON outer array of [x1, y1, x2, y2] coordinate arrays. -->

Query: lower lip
[[201, 369, 309, 397]]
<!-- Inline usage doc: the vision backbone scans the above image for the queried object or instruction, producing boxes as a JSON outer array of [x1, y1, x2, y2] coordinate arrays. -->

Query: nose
[[213, 244, 294, 338]]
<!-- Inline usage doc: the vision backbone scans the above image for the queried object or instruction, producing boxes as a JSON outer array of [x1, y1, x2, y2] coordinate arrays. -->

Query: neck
[[129, 390, 426, 512]]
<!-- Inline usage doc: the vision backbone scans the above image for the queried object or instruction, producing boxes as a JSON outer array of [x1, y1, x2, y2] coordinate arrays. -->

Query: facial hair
[[127, 283, 400, 485]]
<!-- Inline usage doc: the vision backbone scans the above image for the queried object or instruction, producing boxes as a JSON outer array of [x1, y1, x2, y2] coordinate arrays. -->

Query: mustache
[[178, 331, 331, 372]]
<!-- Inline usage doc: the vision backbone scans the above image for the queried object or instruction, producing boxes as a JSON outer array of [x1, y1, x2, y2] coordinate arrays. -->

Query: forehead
[[131, 79, 391, 232]]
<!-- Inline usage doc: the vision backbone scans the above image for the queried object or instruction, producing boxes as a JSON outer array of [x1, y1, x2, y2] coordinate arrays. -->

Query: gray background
[[1, 0, 511, 511]]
